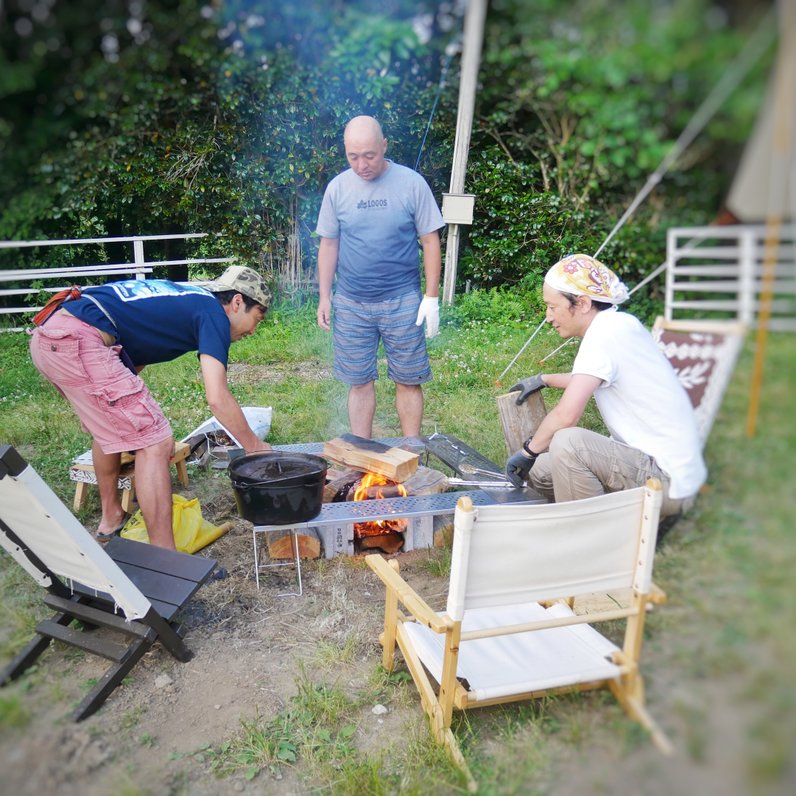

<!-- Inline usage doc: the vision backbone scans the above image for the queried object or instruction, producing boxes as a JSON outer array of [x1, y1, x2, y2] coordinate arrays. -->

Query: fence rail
[[0, 233, 233, 332], [665, 224, 796, 332]]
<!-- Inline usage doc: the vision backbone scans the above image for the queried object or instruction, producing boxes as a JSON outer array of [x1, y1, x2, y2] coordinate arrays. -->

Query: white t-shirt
[[573, 309, 707, 498]]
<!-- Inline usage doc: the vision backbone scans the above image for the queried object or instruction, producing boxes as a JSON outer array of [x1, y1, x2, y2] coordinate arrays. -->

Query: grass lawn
[[0, 295, 794, 794]]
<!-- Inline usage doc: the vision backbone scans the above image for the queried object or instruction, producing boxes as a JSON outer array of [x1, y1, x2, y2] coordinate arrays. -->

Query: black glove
[[510, 374, 546, 405], [505, 445, 539, 488]]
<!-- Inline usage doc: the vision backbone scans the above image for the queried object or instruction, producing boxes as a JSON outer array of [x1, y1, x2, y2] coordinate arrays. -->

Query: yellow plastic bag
[[120, 494, 229, 553]]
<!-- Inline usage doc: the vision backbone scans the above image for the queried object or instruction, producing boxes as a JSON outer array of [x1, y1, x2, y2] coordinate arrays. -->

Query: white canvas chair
[[366, 480, 670, 791], [0, 444, 217, 721]]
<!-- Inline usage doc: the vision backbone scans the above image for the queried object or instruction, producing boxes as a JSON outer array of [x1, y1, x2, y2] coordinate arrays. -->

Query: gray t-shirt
[[316, 161, 445, 301]]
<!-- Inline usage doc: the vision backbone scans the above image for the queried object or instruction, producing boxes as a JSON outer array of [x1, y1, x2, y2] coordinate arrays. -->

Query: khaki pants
[[528, 427, 695, 520]]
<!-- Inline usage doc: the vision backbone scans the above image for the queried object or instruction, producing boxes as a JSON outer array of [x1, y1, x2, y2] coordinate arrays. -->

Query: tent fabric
[[726, 1, 795, 222]]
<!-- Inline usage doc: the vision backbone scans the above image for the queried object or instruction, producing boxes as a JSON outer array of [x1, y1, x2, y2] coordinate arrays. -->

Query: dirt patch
[[0, 474, 790, 795], [0, 471, 446, 795], [227, 361, 333, 385]]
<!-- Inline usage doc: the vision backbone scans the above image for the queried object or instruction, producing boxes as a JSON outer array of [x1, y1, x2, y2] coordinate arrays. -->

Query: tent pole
[[746, 0, 795, 437]]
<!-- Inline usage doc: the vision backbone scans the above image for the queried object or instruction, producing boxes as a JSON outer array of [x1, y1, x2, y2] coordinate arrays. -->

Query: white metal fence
[[0, 233, 234, 332], [665, 224, 796, 332]]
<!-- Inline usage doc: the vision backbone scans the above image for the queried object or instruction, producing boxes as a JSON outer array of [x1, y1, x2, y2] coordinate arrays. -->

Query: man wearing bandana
[[505, 254, 706, 520]]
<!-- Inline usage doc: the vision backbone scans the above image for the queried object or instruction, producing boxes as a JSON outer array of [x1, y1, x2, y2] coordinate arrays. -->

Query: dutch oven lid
[[229, 452, 327, 488]]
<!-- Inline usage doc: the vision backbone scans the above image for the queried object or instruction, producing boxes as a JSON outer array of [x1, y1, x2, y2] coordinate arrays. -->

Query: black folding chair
[[0, 444, 216, 720]]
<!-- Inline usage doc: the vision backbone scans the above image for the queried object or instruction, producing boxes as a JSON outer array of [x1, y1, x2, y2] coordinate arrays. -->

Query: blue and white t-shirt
[[65, 279, 231, 367], [315, 161, 445, 301]]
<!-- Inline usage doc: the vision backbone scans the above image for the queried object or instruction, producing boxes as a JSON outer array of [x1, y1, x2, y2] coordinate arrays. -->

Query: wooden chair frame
[[0, 444, 216, 721], [367, 480, 671, 791]]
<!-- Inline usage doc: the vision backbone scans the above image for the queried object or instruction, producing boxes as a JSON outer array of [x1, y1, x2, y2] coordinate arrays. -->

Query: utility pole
[[441, 0, 487, 305]]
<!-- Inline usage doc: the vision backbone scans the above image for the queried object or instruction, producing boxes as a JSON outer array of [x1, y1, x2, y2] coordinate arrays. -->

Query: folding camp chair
[[367, 480, 670, 791], [0, 444, 217, 721], [652, 317, 746, 446]]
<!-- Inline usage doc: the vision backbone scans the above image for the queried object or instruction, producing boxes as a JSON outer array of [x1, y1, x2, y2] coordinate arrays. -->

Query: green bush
[[0, 0, 771, 296], [455, 0, 770, 292], [443, 285, 542, 327]]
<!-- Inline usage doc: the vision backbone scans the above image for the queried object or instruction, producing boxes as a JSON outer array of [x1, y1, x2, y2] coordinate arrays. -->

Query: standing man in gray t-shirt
[[316, 115, 445, 440]]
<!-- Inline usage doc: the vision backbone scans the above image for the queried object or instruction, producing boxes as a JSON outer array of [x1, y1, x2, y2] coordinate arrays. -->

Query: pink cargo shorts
[[29, 312, 172, 454]]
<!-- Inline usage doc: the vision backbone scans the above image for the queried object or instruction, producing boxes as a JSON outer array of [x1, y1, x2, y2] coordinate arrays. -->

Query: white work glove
[[415, 295, 440, 339]]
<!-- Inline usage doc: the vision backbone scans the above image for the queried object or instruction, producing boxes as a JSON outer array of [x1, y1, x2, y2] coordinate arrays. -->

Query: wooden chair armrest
[[365, 554, 452, 633], [653, 315, 747, 337], [649, 582, 667, 604]]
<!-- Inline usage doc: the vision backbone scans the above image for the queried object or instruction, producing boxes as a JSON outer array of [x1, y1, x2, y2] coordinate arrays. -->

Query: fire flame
[[353, 472, 408, 539], [353, 471, 408, 502]]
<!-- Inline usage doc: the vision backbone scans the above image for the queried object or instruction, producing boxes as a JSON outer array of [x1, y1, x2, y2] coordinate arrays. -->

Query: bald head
[[344, 115, 389, 181], [345, 115, 384, 140]]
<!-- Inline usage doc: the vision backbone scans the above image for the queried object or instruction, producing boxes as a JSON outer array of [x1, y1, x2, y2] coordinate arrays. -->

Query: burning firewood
[[348, 484, 406, 501], [323, 469, 363, 502], [349, 472, 409, 549], [357, 533, 404, 555], [346, 472, 408, 502]]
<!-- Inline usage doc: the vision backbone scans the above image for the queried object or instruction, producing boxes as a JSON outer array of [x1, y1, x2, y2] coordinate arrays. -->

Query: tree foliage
[[0, 0, 773, 299], [462, 0, 773, 290], [0, 0, 453, 273]]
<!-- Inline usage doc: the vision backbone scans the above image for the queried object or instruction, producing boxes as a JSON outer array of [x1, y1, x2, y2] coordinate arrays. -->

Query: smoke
[[204, 1, 462, 276]]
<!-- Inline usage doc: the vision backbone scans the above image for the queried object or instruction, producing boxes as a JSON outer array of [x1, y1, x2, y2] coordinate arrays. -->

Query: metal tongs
[[446, 477, 515, 488], [447, 462, 514, 489]]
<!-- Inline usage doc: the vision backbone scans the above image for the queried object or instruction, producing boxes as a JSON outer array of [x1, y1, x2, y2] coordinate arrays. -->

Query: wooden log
[[323, 434, 418, 483], [323, 469, 362, 503], [433, 518, 454, 548], [401, 465, 449, 496], [348, 484, 406, 501], [267, 532, 321, 560], [357, 533, 405, 555], [338, 465, 449, 502], [496, 390, 547, 456]]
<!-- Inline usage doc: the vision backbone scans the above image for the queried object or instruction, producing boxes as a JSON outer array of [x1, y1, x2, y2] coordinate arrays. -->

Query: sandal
[[93, 514, 131, 545]]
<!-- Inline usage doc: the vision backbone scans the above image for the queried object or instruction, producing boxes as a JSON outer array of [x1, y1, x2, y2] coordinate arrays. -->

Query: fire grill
[[251, 435, 545, 593]]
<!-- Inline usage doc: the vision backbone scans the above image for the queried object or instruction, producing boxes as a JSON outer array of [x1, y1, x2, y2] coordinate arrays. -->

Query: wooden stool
[[69, 441, 191, 512]]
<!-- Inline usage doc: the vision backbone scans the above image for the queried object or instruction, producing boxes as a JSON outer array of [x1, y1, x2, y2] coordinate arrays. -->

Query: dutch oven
[[229, 452, 327, 525]]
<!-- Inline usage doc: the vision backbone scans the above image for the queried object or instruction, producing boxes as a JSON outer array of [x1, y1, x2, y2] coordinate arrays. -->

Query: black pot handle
[[230, 477, 322, 490]]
